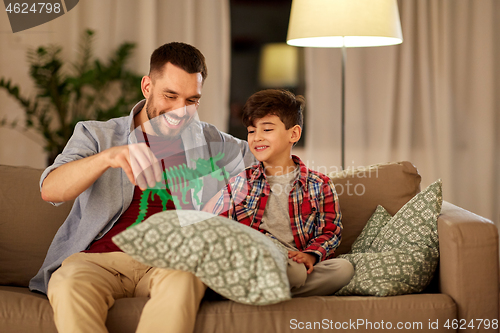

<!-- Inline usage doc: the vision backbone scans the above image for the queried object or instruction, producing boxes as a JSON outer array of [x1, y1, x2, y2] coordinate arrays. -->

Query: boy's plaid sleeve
[[302, 178, 342, 261], [212, 184, 232, 218], [212, 171, 249, 219]]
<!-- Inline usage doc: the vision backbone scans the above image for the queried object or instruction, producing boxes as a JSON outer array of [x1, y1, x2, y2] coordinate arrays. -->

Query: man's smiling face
[[142, 62, 203, 138]]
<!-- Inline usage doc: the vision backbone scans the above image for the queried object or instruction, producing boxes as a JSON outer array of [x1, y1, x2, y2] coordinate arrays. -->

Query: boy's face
[[247, 114, 300, 165]]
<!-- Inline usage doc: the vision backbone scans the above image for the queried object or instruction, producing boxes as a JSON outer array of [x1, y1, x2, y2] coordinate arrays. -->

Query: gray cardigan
[[29, 101, 255, 294]]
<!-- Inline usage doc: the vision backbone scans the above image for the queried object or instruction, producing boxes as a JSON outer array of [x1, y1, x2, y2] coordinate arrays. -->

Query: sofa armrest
[[438, 201, 499, 329]]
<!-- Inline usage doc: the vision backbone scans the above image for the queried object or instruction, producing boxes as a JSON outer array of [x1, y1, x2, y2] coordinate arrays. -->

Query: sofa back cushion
[[329, 161, 421, 256], [0, 165, 72, 287], [0, 162, 421, 286]]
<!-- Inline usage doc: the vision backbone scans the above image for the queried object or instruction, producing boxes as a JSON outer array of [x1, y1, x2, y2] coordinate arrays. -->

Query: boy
[[212, 89, 353, 297]]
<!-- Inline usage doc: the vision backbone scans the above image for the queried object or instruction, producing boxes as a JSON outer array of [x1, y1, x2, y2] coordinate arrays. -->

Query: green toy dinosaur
[[130, 152, 229, 228]]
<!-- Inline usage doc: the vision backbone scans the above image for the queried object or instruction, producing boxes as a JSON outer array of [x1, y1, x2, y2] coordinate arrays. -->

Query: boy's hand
[[288, 251, 316, 274]]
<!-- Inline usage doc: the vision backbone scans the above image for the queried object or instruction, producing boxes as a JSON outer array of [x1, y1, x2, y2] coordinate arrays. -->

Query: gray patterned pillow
[[336, 248, 438, 296], [371, 179, 442, 253], [350, 205, 392, 254], [112, 210, 290, 305], [336, 179, 442, 296]]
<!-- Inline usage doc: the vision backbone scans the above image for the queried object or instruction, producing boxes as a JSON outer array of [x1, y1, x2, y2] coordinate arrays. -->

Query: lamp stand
[[341, 45, 346, 171]]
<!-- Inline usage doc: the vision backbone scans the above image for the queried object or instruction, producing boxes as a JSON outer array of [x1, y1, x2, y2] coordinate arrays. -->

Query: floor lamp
[[286, 0, 403, 170]]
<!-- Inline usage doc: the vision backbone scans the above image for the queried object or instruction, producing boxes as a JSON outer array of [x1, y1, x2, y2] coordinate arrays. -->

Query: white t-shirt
[[259, 166, 300, 251]]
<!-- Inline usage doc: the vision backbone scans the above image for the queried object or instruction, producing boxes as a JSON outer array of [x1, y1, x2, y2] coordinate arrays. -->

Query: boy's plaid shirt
[[213, 155, 342, 262]]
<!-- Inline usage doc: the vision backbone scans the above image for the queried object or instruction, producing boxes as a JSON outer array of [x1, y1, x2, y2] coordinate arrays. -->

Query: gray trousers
[[287, 258, 354, 297]]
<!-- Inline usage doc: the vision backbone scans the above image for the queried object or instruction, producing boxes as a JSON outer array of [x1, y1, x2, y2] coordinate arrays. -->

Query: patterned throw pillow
[[336, 248, 438, 296], [350, 205, 392, 254], [112, 210, 290, 305], [371, 179, 442, 253], [336, 179, 442, 296]]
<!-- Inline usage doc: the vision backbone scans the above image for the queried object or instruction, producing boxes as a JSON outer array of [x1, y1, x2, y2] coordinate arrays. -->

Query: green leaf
[[0, 29, 143, 157]]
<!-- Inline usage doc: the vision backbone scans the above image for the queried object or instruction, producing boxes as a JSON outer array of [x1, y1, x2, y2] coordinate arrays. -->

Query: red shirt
[[85, 135, 193, 253]]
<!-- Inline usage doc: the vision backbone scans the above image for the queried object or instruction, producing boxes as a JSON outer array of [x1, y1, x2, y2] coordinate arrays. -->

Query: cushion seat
[[0, 286, 457, 333], [0, 286, 148, 333]]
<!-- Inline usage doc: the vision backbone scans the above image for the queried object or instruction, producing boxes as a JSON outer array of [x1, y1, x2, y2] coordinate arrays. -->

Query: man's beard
[[145, 99, 191, 139]]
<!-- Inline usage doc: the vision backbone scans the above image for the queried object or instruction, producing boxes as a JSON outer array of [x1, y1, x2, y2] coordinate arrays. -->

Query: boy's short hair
[[149, 42, 207, 83], [242, 89, 304, 129]]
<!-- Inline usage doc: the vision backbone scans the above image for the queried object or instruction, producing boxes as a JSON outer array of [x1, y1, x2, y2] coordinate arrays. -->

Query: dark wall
[[228, 0, 294, 140]]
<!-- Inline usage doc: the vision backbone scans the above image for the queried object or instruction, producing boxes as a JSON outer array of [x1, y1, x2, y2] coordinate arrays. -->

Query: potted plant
[[0, 29, 143, 165]]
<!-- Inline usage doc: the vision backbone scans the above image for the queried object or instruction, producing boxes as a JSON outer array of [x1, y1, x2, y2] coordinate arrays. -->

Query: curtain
[[297, 0, 500, 224], [0, 0, 230, 168]]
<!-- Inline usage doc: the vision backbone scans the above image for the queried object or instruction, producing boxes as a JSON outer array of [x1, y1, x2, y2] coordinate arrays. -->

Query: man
[[29, 42, 254, 333]]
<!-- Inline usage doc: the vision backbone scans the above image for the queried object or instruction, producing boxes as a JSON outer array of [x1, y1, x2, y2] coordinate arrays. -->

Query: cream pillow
[[113, 210, 290, 305]]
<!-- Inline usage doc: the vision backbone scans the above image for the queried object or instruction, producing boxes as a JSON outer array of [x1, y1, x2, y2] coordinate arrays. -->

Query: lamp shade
[[287, 0, 403, 48], [259, 43, 299, 88]]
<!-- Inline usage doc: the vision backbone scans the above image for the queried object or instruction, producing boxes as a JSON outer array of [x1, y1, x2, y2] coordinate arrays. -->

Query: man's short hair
[[242, 89, 304, 129], [149, 42, 207, 83]]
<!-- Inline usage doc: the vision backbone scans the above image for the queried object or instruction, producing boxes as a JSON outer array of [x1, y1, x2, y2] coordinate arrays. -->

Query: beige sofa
[[0, 162, 498, 333]]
